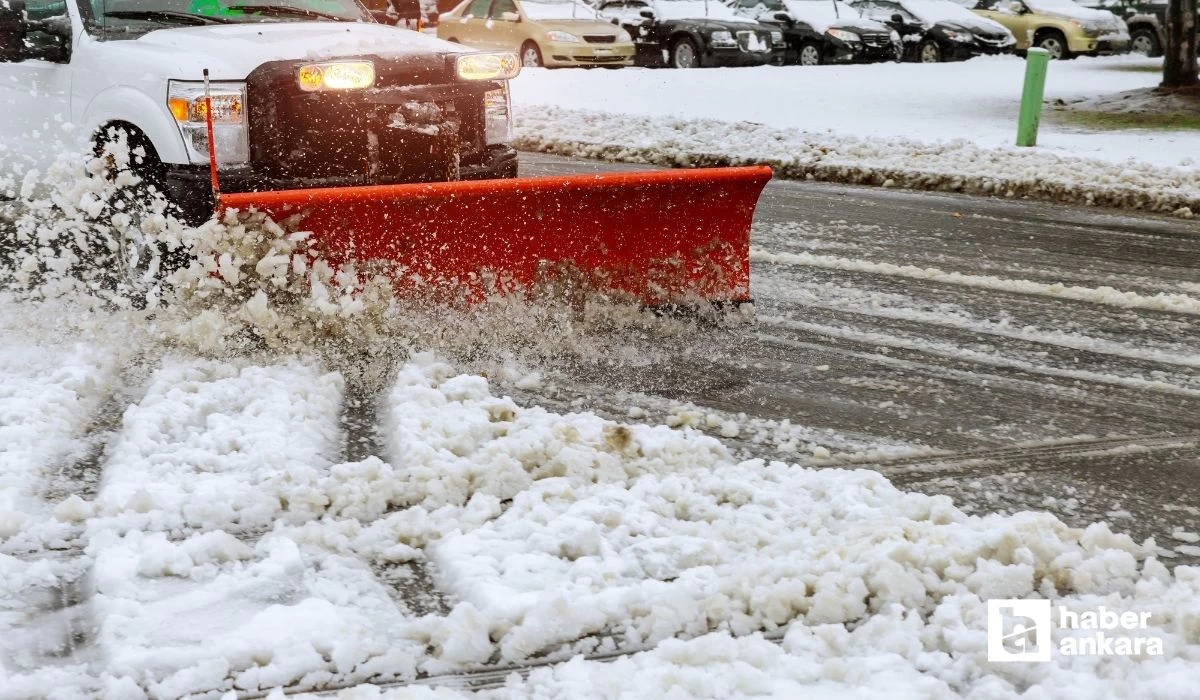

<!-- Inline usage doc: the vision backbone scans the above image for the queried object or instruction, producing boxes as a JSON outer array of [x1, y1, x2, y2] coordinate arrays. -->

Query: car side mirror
[[890, 12, 903, 23], [1008, 1, 1026, 12], [639, 9, 654, 18], [773, 11, 792, 23]]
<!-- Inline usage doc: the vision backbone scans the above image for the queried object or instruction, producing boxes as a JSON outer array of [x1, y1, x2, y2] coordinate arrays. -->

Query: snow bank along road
[[2, 153, 1200, 697], [510, 56, 1200, 215]]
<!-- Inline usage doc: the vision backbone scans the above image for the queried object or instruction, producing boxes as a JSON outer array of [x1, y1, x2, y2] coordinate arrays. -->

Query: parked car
[[439, 0, 636, 67], [959, 0, 1130, 58], [596, 0, 785, 67], [1079, 1, 1199, 56], [730, 0, 901, 65], [849, 0, 1017, 61]]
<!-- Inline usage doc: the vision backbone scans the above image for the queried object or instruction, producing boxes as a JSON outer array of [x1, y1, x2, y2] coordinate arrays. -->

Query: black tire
[[92, 126, 189, 302], [1034, 30, 1070, 59], [670, 36, 700, 69], [520, 41, 543, 67], [797, 41, 822, 66], [1129, 27, 1161, 57], [917, 39, 941, 63]]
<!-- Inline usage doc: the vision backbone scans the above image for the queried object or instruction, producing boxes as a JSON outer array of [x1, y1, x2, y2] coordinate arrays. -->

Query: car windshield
[[651, 0, 743, 20], [782, 0, 860, 24], [1023, 0, 1089, 13], [521, 0, 602, 19], [82, 0, 369, 31]]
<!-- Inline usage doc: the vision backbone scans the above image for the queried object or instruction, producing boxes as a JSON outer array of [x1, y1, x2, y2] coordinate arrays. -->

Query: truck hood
[[127, 22, 466, 80]]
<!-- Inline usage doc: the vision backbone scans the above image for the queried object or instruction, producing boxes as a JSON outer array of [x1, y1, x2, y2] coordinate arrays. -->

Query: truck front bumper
[[162, 144, 518, 225]]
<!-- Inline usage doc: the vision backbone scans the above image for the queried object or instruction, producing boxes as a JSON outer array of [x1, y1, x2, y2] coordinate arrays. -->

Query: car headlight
[[546, 30, 581, 42], [456, 52, 521, 80], [944, 29, 974, 41], [484, 84, 512, 145], [167, 81, 248, 166], [1070, 18, 1101, 35], [710, 29, 736, 46], [296, 61, 375, 92], [890, 29, 901, 42], [826, 28, 860, 42], [770, 30, 784, 45], [616, 28, 632, 42]]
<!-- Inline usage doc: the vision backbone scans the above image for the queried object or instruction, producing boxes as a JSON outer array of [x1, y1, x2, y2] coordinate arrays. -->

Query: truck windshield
[[81, 0, 371, 34]]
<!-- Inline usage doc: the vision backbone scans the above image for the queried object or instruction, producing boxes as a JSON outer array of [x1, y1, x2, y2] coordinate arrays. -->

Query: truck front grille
[[244, 58, 492, 186]]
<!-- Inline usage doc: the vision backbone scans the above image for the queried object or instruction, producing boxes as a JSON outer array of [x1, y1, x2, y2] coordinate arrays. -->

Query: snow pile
[[510, 57, 1200, 213], [0, 343, 116, 552], [85, 530, 426, 698], [88, 358, 345, 537], [256, 356, 1200, 698], [5, 355, 1200, 697], [514, 105, 1200, 215]]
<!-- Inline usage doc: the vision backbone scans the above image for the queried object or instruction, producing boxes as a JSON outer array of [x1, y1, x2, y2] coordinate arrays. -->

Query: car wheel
[[670, 37, 700, 68], [798, 42, 822, 66], [521, 41, 543, 67], [1129, 28, 1160, 57], [918, 39, 941, 63], [1035, 31, 1068, 59]]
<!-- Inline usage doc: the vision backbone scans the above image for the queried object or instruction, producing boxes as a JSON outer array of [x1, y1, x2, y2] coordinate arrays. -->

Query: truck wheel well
[[93, 122, 167, 188]]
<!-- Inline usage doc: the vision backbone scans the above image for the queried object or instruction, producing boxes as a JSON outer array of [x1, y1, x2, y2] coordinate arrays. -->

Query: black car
[[731, 0, 900, 64], [849, 0, 1016, 61], [597, 0, 786, 67]]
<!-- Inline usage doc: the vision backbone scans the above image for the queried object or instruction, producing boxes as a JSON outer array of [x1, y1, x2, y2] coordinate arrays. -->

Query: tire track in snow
[[753, 248, 1200, 315], [341, 386, 451, 618]]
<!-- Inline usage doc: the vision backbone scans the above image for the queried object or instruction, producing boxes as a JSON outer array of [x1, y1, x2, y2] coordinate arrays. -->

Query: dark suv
[[597, 0, 786, 67], [731, 0, 901, 65]]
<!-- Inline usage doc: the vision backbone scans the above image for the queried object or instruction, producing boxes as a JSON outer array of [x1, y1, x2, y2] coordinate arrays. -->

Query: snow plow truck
[[0, 0, 770, 306]]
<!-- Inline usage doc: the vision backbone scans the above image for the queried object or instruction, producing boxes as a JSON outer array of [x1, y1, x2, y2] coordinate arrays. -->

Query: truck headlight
[[456, 52, 521, 80], [709, 30, 736, 47], [167, 81, 249, 166], [484, 84, 512, 145], [296, 61, 376, 91]]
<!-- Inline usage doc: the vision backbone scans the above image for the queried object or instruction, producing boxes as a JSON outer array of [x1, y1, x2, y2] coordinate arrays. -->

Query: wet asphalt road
[[518, 151, 1200, 563]]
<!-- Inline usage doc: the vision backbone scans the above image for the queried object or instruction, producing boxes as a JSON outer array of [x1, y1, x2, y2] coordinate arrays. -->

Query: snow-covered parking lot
[[3, 326, 1200, 699], [3, 35, 1200, 700], [511, 55, 1200, 213]]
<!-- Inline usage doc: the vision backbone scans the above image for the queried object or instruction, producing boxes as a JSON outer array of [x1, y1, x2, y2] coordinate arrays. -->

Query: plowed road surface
[[520, 152, 1200, 557]]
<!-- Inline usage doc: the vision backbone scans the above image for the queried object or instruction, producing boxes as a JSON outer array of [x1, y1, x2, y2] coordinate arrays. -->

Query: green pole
[[1016, 47, 1050, 147]]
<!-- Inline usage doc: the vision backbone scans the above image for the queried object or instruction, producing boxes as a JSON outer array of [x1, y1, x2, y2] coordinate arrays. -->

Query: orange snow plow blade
[[218, 166, 772, 306]]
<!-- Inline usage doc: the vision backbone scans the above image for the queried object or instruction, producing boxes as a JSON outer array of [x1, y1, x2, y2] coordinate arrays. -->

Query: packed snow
[[3, 346, 1199, 698]]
